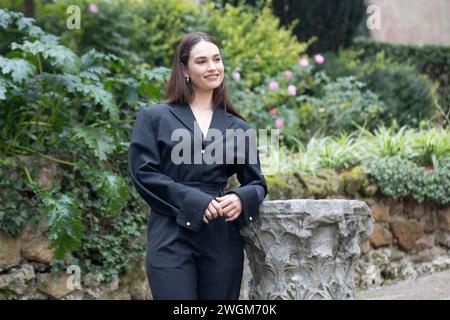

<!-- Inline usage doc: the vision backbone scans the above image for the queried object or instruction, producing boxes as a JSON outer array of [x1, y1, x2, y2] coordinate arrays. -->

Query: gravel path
[[356, 270, 450, 300]]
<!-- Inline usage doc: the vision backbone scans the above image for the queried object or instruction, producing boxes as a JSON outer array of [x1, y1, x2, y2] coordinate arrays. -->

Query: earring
[[185, 75, 190, 83]]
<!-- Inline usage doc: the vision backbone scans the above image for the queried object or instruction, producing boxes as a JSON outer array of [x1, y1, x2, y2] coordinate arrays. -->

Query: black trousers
[[145, 188, 244, 300]]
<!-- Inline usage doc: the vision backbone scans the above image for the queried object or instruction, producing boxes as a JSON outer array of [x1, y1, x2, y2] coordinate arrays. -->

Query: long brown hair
[[161, 31, 246, 121]]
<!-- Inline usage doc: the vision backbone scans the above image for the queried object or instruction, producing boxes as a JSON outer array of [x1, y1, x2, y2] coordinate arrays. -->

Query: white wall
[[367, 0, 450, 46]]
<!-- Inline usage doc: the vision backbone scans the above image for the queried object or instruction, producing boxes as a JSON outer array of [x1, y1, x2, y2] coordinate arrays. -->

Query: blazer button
[[186, 222, 191, 226], [249, 217, 253, 221]]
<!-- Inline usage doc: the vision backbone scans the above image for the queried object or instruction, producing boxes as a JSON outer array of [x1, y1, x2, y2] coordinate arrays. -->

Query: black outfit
[[128, 102, 267, 300]]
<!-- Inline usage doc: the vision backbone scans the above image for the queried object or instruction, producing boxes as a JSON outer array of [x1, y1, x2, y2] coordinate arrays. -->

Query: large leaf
[[0, 9, 43, 37], [0, 56, 35, 83], [73, 125, 116, 161], [93, 171, 130, 214], [77, 84, 118, 121], [11, 38, 81, 74], [0, 78, 7, 99], [43, 74, 118, 121], [41, 193, 83, 259], [0, 8, 14, 29]]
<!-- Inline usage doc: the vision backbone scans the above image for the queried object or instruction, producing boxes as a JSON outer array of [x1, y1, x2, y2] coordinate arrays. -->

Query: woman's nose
[[207, 61, 216, 70]]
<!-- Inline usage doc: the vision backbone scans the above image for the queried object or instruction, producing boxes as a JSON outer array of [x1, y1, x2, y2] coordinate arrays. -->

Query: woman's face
[[183, 40, 225, 93]]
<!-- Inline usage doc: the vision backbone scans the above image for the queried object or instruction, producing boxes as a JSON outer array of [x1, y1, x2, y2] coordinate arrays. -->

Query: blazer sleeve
[[128, 107, 214, 232], [226, 126, 268, 228]]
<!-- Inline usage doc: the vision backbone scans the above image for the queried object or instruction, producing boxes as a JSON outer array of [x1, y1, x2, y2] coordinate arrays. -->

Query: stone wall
[[356, 196, 450, 289], [1, 157, 449, 299], [0, 229, 151, 300], [1, 195, 449, 299]]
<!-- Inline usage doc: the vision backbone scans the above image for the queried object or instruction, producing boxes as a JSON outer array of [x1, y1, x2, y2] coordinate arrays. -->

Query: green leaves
[[76, 83, 118, 121], [0, 78, 7, 100], [11, 38, 81, 74], [92, 171, 130, 215], [41, 193, 83, 259], [43, 74, 119, 121], [0, 8, 44, 37], [0, 56, 35, 83], [366, 156, 450, 204], [72, 125, 116, 161]]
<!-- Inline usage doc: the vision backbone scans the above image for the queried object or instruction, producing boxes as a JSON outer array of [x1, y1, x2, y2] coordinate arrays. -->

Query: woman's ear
[[181, 63, 188, 78]]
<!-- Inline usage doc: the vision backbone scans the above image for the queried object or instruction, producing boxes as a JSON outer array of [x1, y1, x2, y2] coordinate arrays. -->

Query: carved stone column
[[241, 199, 373, 300]]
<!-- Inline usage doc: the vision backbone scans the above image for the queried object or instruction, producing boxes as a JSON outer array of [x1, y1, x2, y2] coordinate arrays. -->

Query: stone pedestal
[[241, 199, 373, 300]]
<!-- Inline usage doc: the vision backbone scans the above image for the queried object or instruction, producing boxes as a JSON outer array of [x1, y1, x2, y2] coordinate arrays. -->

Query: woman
[[128, 31, 267, 300]]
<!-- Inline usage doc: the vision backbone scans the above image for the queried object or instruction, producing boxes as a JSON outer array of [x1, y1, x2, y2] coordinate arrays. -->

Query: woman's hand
[[215, 194, 242, 222], [202, 198, 223, 224]]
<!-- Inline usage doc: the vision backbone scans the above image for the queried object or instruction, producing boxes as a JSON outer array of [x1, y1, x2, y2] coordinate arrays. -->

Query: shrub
[[0, 8, 166, 280], [239, 58, 386, 147], [353, 37, 450, 118], [0, 0, 203, 66], [204, 2, 307, 88], [365, 156, 450, 205], [320, 50, 438, 127]]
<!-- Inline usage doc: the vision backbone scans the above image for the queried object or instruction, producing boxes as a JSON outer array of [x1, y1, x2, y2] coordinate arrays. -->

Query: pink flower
[[232, 70, 241, 81], [270, 108, 278, 116], [299, 58, 309, 68], [314, 54, 325, 64], [89, 4, 99, 14], [268, 81, 279, 90], [284, 70, 292, 79], [287, 85, 297, 96], [274, 118, 283, 128]]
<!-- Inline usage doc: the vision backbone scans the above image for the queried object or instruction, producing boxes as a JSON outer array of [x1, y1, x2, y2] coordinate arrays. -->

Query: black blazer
[[128, 102, 267, 232]]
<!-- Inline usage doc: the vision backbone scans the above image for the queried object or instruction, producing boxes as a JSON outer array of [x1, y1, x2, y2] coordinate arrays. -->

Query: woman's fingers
[[205, 208, 214, 220], [203, 196, 242, 222], [225, 210, 241, 222], [207, 203, 218, 219], [211, 199, 224, 217], [203, 215, 209, 224]]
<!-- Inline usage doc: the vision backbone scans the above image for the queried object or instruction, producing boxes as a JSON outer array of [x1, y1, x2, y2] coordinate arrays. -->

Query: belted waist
[[181, 181, 225, 196]]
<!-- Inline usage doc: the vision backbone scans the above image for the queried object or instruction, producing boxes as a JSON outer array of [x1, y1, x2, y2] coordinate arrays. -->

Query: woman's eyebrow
[[194, 54, 221, 60]]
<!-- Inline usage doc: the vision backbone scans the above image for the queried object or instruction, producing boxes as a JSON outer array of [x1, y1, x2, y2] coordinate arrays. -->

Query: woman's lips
[[205, 74, 219, 81]]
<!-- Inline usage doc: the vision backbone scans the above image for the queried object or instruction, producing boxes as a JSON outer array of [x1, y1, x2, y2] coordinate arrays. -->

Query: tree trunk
[[24, 0, 35, 18]]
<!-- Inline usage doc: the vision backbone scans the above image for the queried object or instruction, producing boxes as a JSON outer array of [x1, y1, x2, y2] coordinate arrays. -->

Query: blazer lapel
[[205, 104, 234, 141], [168, 103, 234, 146], [168, 103, 202, 144]]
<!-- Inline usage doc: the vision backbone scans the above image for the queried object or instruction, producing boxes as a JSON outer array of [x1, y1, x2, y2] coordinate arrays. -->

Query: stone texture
[[0, 263, 35, 295], [420, 211, 438, 233], [120, 260, 152, 300], [391, 201, 405, 216], [371, 203, 390, 222], [239, 252, 251, 300], [415, 234, 435, 251], [370, 224, 393, 248], [361, 240, 371, 254], [22, 236, 54, 263], [390, 218, 424, 252], [411, 203, 426, 219], [21, 218, 50, 240], [0, 231, 22, 269], [37, 273, 74, 299], [241, 199, 373, 300], [437, 208, 450, 231], [411, 248, 438, 263], [85, 276, 120, 300], [37, 160, 61, 190], [434, 230, 450, 249]]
